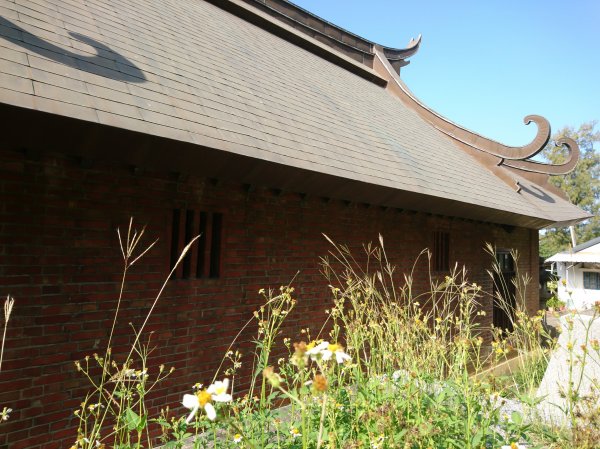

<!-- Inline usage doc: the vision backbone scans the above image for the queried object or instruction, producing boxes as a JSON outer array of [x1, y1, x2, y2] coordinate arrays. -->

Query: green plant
[[546, 296, 565, 310], [67, 223, 600, 449], [70, 219, 197, 449]]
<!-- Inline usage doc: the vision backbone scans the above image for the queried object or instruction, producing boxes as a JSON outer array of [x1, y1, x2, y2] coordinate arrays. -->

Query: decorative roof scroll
[[500, 136, 580, 175], [437, 114, 581, 175], [371, 46, 581, 201]]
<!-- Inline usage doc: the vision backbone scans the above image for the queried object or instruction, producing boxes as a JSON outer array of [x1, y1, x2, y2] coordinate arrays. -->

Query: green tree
[[539, 121, 600, 258]]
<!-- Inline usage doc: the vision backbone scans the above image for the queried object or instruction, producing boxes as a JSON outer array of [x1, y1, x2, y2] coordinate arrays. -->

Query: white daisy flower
[[207, 378, 233, 402], [182, 378, 233, 423], [182, 390, 216, 422], [305, 341, 329, 360], [321, 343, 351, 364]]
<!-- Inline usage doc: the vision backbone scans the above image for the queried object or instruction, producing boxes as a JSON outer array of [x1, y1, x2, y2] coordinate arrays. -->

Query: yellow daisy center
[[196, 390, 212, 406], [328, 343, 341, 352]]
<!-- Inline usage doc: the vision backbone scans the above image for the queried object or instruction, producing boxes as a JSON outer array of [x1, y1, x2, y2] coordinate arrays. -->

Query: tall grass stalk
[[486, 243, 551, 400], [1, 295, 14, 373], [1, 295, 15, 423], [72, 219, 196, 449]]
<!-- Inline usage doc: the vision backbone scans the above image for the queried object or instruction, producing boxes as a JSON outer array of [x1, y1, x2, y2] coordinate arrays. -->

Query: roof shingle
[[0, 0, 590, 227]]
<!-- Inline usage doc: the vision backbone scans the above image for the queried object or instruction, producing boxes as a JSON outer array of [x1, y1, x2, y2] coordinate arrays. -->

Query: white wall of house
[[554, 262, 600, 310]]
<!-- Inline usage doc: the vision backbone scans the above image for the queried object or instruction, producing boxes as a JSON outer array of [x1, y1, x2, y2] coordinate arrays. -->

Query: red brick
[[0, 148, 540, 448]]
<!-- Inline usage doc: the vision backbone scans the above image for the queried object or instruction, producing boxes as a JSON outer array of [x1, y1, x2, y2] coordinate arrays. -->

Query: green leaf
[[124, 408, 141, 431], [511, 411, 523, 425], [137, 414, 147, 431], [471, 429, 483, 447]]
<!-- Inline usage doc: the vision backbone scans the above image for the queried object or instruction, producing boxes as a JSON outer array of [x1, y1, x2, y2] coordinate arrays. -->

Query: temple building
[[0, 0, 589, 447]]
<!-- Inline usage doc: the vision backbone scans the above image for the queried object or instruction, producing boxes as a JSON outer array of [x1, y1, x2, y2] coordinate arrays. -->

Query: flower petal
[[335, 351, 351, 364], [207, 379, 228, 395], [306, 341, 329, 355], [185, 406, 198, 424], [204, 403, 216, 421], [182, 394, 199, 410], [321, 350, 333, 361], [212, 393, 232, 403]]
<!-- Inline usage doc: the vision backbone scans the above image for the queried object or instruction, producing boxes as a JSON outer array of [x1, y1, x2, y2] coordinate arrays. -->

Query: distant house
[[0, 0, 589, 447], [546, 237, 600, 310]]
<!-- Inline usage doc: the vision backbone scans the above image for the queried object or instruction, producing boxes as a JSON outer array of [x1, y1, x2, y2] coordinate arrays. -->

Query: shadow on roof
[[520, 184, 555, 203], [0, 16, 145, 83]]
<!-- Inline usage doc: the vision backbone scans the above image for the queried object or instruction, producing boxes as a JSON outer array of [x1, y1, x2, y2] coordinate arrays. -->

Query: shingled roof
[[0, 0, 590, 228]]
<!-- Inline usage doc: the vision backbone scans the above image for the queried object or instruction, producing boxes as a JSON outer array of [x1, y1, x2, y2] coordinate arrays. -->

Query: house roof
[[572, 236, 600, 253], [0, 0, 590, 229], [546, 237, 600, 263]]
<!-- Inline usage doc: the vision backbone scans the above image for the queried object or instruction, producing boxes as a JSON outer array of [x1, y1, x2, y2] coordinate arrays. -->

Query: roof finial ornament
[[382, 35, 422, 74]]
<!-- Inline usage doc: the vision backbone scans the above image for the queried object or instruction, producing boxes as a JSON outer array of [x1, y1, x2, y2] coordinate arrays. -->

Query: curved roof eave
[[371, 47, 589, 228]]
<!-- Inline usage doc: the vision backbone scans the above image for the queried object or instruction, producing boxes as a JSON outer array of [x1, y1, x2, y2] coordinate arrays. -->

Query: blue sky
[[291, 1, 600, 147]]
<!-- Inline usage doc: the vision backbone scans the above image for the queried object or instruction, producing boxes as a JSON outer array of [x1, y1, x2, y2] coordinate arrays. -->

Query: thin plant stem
[[1, 295, 15, 373], [126, 235, 199, 362]]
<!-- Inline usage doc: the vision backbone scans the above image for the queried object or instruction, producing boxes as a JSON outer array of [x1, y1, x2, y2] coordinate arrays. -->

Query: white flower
[[233, 434, 243, 443], [322, 343, 351, 364], [182, 390, 216, 422], [182, 379, 232, 423], [207, 378, 233, 402], [305, 341, 329, 360], [1, 407, 12, 421], [305, 341, 351, 364], [124, 368, 147, 379], [392, 369, 409, 382], [290, 427, 302, 438]]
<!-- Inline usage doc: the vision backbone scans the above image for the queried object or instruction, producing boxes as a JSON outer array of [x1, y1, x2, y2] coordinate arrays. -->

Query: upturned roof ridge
[[241, 0, 421, 71], [205, 0, 389, 86]]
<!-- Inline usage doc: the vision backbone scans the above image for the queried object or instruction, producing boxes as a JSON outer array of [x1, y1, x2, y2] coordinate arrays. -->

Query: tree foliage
[[539, 121, 600, 258]]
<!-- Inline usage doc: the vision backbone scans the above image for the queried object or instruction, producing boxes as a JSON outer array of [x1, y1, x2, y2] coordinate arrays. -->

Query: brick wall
[[0, 147, 538, 448]]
